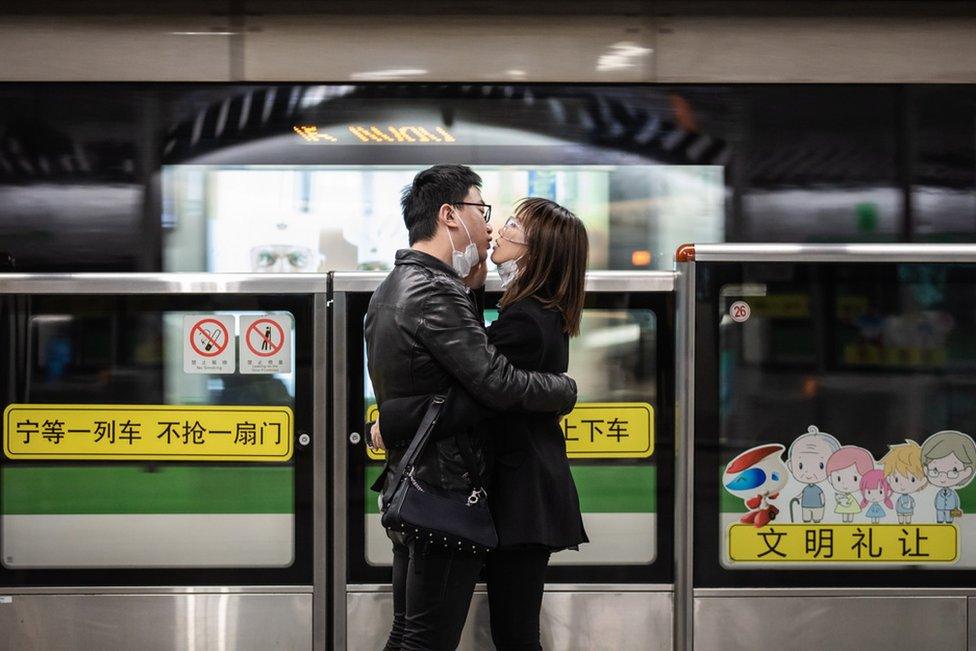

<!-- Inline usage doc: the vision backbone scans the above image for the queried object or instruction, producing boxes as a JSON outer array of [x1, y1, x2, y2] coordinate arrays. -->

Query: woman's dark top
[[484, 297, 588, 550]]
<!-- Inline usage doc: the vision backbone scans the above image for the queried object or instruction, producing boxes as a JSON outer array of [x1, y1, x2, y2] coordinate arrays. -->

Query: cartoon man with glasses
[[921, 430, 976, 524]]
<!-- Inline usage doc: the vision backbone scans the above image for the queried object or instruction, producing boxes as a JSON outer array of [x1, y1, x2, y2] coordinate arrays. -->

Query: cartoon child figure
[[826, 445, 875, 523], [723, 444, 788, 528], [921, 430, 976, 524], [860, 469, 893, 524], [881, 439, 928, 524], [787, 425, 840, 523]]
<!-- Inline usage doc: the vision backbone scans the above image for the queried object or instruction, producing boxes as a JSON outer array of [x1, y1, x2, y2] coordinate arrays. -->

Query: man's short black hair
[[401, 165, 482, 245]]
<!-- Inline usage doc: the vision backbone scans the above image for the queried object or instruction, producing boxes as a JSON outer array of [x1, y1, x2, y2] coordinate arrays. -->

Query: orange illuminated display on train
[[293, 125, 456, 144]]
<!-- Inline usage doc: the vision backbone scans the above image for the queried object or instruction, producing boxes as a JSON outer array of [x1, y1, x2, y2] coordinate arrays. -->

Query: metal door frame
[[331, 270, 678, 649], [0, 272, 328, 650], [675, 244, 976, 651]]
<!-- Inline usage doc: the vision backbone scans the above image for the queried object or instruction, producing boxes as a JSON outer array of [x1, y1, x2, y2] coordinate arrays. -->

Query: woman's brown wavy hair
[[498, 197, 588, 336]]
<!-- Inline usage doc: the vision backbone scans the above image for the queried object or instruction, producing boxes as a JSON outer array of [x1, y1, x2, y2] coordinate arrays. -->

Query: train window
[[694, 261, 976, 587], [163, 164, 722, 274], [345, 287, 674, 584], [0, 294, 314, 585]]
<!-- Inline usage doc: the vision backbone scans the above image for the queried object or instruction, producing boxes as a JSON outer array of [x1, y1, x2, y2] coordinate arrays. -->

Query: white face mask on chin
[[496, 256, 523, 288], [447, 212, 480, 277]]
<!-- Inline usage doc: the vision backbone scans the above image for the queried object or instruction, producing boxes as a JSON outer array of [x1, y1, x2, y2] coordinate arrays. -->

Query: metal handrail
[[690, 243, 976, 263], [0, 273, 328, 294], [332, 270, 677, 292]]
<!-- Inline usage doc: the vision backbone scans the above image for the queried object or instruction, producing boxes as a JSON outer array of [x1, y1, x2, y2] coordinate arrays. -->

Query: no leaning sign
[[240, 314, 293, 374]]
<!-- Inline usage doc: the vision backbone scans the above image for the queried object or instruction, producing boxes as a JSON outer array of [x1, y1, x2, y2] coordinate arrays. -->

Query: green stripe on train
[[1, 466, 293, 515], [365, 464, 656, 514]]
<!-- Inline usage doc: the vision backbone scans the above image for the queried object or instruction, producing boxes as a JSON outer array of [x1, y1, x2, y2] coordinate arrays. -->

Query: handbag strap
[[456, 429, 486, 492], [381, 394, 446, 507]]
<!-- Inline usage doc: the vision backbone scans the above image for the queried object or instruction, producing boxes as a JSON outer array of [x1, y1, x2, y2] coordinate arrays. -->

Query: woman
[[479, 197, 589, 650], [374, 197, 589, 650]]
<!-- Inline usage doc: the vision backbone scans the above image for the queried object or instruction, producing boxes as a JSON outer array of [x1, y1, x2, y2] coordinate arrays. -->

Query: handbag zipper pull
[[466, 486, 487, 506]]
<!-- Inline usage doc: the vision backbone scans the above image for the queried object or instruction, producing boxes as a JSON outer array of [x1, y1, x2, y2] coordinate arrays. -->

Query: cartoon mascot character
[[724, 443, 788, 527]]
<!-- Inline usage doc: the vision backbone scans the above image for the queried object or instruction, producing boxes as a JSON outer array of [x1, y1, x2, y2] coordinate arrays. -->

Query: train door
[[0, 274, 326, 649], [678, 244, 976, 650], [332, 271, 676, 650]]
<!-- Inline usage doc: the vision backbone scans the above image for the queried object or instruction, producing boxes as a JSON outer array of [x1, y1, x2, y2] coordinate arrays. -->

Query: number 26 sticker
[[730, 301, 751, 323]]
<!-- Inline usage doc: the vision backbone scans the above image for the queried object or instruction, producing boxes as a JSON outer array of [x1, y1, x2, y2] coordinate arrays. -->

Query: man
[[786, 425, 840, 524], [364, 165, 577, 651], [921, 430, 976, 524]]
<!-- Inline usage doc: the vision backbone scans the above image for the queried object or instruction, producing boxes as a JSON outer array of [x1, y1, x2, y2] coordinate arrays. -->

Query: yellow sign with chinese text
[[365, 404, 382, 460], [364, 402, 653, 461], [3, 404, 293, 462], [563, 403, 654, 459], [728, 523, 957, 563]]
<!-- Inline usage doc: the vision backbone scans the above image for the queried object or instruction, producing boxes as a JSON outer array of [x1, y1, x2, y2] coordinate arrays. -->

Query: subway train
[[3, 5, 976, 648]]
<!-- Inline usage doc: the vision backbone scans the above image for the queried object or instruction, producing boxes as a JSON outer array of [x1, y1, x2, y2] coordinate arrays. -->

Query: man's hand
[[464, 259, 488, 290], [370, 420, 386, 451]]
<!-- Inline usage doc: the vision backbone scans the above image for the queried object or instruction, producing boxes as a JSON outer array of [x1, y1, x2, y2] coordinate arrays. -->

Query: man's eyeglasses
[[453, 201, 492, 223]]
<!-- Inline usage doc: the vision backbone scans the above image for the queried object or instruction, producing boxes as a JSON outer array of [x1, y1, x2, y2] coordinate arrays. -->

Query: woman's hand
[[370, 420, 386, 451]]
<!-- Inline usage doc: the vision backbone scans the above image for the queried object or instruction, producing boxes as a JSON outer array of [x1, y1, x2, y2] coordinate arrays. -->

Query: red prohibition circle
[[190, 318, 229, 357], [246, 318, 286, 358]]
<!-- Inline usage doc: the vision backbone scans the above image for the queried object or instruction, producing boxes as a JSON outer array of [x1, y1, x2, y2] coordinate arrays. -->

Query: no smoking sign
[[240, 314, 293, 374], [183, 315, 236, 374]]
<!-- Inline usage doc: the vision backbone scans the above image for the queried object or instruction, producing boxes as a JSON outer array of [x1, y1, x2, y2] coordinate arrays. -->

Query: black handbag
[[380, 394, 498, 553]]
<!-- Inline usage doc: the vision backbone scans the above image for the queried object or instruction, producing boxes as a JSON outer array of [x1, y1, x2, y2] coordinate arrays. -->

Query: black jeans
[[384, 530, 484, 651], [484, 546, 552, 651]]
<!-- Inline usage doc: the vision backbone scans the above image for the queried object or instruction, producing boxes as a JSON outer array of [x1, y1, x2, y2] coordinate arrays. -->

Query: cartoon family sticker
[[724, 427, 976, 528]]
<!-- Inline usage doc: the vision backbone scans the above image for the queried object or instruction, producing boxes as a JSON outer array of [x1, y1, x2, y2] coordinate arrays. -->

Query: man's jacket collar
[[394, 249, 459, 278]]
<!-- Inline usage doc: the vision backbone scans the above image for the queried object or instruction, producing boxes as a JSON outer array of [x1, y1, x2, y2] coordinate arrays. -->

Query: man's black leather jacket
[[364, 249, 577, 493]]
